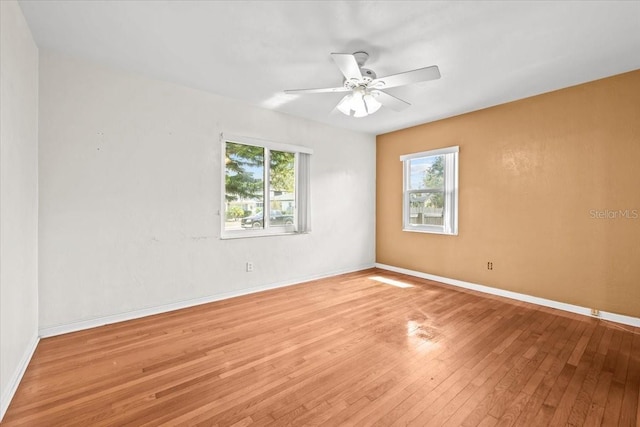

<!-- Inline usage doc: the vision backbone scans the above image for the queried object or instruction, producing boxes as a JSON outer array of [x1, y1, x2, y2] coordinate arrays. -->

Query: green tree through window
[[225, 142, 264, 202], [270, 151, 295, 193], [423, 155, 444, 209], [225, 143, 295, 201], [423, 155, 444, 188]]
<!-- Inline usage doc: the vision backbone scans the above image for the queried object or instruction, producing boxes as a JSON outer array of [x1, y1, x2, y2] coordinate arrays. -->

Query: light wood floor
[[3, 269, 639, 426]]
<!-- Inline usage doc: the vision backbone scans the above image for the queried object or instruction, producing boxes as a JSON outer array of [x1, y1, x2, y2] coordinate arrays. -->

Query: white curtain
[[296, 152, 311, 233]]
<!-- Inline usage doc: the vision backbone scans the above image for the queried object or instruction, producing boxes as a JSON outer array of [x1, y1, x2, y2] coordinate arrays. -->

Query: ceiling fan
[[284, 52, 440, 118]]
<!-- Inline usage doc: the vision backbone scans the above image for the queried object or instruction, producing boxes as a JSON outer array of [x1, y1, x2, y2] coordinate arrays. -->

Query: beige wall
[[377, 70, 640, 318]]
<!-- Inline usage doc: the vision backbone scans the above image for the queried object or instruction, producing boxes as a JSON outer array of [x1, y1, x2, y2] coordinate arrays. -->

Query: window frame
[[401, 146, 459, 235], [220, 133, 312, 239]]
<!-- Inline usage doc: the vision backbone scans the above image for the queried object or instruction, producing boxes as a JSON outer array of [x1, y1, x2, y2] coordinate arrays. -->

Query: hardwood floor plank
[[494, 391, 530, 427], [602, 381, 625, 427], [566, 346, 606, 426], [619, 332, 639, 426], [2, 268, 639, 426]]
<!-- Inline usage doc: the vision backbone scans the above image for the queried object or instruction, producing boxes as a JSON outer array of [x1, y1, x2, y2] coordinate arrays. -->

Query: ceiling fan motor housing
[[340, 51, 377, 89], [360, 68, 376, 81], [353, 51, 369, 66], [344, 68, 377, 89]]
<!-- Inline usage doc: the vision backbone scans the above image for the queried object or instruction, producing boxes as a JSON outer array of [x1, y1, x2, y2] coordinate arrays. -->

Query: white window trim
[[220, 133, 312, 240], [401, 146, 459, 235]]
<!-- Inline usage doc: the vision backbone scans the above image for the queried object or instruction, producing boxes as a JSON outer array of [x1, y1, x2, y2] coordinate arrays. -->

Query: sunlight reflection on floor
[[369, 275, 414, 288]]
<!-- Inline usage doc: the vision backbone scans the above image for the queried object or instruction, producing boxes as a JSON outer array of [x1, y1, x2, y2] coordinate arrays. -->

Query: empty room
[[1, 1, 639, 425]]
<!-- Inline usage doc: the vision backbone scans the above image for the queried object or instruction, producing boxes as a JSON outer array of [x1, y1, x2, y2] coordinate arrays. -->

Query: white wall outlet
[[246, 262, 253, 272]]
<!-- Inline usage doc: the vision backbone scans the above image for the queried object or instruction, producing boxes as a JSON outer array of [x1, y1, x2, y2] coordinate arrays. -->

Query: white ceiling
[[18, 0, 640, 135]]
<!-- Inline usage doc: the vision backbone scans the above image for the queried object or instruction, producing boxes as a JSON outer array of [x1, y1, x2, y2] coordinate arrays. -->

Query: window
[[401, 146, 458, 235], [221, 133, 312, 238]]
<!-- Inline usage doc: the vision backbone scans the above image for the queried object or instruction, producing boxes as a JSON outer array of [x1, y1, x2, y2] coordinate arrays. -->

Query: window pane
[[224, 142, 264, 231], [409, 191, 444, 226], [409, 155, 445, 190], [268, 150, 295, 228], [408, 155, 446, 227]]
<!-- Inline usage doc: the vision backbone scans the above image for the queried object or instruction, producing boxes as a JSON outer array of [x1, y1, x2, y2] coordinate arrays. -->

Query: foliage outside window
[[401, 146, 459, 235], [222, 134, 312, 238]]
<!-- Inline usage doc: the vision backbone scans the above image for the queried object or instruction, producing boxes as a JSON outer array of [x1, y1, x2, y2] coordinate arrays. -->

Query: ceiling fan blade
[[375, 90, 411, 112], [284, 86, 349, 95], [331, 53, 363, 81], [373, 65, 441, 89]]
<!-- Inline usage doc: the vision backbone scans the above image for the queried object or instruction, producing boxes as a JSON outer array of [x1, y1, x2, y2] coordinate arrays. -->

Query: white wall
[[38, 51, 376, 331], [0, 0, 39, 419]]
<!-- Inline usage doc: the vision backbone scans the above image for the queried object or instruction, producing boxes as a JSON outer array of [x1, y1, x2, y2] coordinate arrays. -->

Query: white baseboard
[[39, 263, 376, 338], [1, 334, 39, 422], [375, 263, 640, 328]]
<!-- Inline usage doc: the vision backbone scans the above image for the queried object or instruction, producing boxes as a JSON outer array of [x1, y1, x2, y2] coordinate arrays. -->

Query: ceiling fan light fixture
[[353, 109, 368, 118], [336, 94, 353, 115], [363, 92, 381, 114], [352, 89, 368, 118], [337, 87, 379, 118]]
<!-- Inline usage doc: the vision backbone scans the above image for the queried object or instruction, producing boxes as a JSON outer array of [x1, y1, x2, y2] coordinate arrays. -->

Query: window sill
[[402, 227, 457, 236], [220, 228, 306, 240]]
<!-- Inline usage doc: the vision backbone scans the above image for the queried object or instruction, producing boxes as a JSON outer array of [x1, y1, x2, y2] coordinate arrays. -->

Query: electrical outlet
[[590, 308, 600, 317], [487, 261, 493, 270], [246, 262, 253, 272]]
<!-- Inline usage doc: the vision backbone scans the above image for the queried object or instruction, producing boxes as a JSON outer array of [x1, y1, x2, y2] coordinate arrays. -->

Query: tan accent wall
[[376, 70, 640, 318]]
